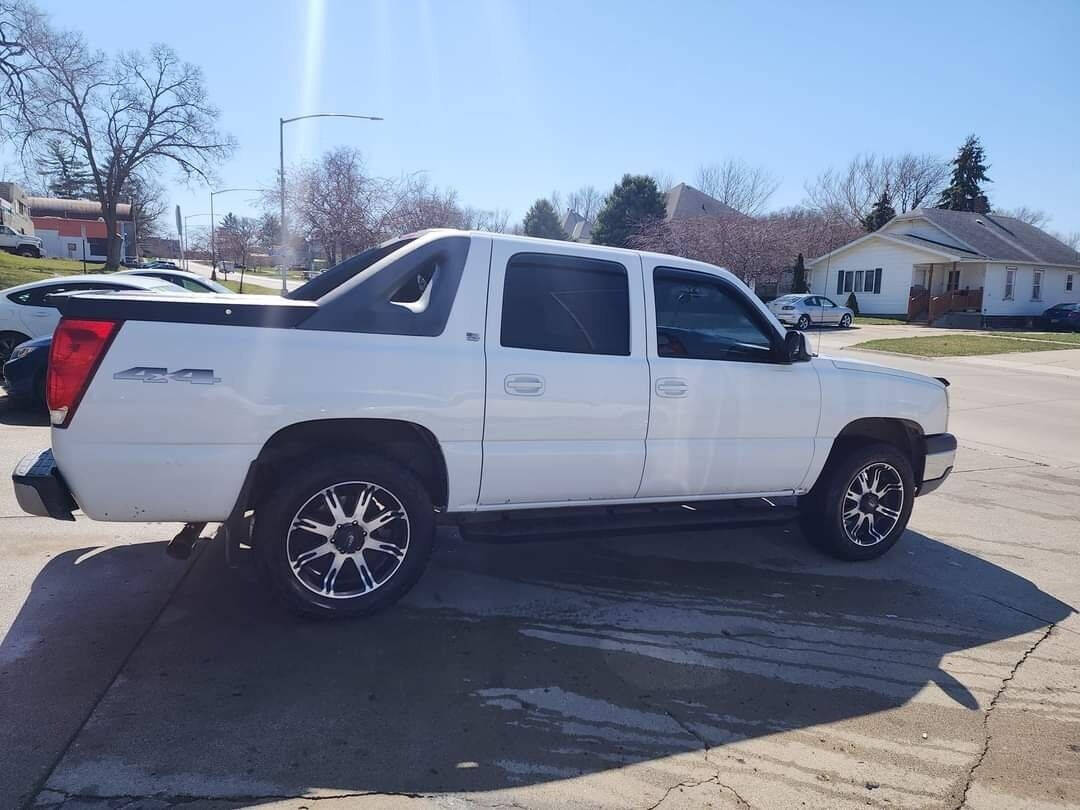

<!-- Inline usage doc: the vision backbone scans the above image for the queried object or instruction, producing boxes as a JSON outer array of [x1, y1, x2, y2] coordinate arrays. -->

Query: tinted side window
[[654, 268, 776, 363], [501, 253, 630, 356]]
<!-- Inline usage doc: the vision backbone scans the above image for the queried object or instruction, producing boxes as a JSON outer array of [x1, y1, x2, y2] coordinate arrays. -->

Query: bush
[[845, 292, 860, 315]]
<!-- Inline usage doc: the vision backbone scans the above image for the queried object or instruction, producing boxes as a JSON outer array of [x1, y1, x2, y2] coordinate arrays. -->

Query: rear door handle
[[655, 377, 689, 398], [505, 374, 545, 396]]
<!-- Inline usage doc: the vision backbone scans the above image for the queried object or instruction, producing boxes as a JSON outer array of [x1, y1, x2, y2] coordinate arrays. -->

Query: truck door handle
[[505, 374, 545, 396], [655, 377, 688, 398]]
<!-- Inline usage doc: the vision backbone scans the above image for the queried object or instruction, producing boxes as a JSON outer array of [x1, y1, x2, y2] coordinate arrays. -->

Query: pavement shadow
[[3, 524, 1073, 806]]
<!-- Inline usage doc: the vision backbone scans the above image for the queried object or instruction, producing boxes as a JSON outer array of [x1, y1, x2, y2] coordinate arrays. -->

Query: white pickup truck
[[12, 230, 955, 618]]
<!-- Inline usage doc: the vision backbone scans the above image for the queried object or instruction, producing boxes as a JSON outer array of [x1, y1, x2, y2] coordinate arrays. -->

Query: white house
[[807, 209, 1080, 325]]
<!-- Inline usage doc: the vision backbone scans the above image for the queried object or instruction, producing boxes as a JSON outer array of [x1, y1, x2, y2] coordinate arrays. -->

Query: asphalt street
[[1, 324, 1078, 809]]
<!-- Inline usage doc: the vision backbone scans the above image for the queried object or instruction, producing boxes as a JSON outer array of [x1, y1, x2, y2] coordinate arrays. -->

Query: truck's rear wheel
[[254, 453, 435, 618], [799, 442, 914, 560]]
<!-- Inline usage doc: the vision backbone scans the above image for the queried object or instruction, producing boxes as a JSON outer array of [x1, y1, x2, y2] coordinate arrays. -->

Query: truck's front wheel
[[799, 442, 914, 560], [254, 453, 435, 618]]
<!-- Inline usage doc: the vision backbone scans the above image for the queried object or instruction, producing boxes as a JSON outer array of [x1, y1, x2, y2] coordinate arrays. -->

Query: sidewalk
[[185, 260, 302, 292]]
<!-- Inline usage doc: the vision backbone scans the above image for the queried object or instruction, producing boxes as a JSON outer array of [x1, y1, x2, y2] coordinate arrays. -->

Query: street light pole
[[278, 112, 383, 293]]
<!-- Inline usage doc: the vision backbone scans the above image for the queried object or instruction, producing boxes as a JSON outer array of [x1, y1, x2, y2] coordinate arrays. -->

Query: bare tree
[[123, 170, 166, 238], [565, 185, 602, 220], [997, 206, 1051, 228], [462, 206, 510, 232], [649, 170, 674, 195], [382, 174, 466, 234], [695, 159, 780, 216], [0, 0, 34, 126], [892, 153, 951, 214], [10, 9, 234, 267], [1053, 230, 1080, 251], [290, 147, 386, 264], [631, 208, 861, 288], [216, 212, 258, 266], [804, 153, 948, 226]]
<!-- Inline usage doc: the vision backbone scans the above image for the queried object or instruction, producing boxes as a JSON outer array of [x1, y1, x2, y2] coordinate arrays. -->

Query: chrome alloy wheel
[[841, 462, 904, 546], [287, 481, 410, 599]]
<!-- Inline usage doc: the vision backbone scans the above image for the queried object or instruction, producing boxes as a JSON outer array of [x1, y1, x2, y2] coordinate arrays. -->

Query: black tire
[[796, 314, 811, 330], [839, 313, 852, 328], [254, 452, 436, 619], [17, 246, 39, 258], [0, 331, 30, 374], [798, 442, 915, 561]]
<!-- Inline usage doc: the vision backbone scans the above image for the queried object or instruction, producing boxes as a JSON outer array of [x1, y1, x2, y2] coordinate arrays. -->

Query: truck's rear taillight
[[47, 318, 121, 428]]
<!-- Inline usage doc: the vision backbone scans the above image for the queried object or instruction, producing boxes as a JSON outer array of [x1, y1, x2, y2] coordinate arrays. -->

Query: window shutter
[[836, 271, 843, 295], [873, 268, 882, 294]]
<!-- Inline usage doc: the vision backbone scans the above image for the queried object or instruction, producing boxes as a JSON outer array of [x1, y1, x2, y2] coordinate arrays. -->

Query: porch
[[907, 262, 985, 325]]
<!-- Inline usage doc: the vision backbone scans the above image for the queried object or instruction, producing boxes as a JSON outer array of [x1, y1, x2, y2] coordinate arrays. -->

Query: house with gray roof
[[664, 183, 739, 222], [807, 208, 1080, 324], [560, 210, 593, 243]]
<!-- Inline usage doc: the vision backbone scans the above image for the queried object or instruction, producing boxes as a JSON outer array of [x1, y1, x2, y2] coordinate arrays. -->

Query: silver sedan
[[767, 294, 854, 330]]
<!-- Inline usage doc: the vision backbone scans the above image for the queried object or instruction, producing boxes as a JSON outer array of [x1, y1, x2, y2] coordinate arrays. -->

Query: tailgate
[[50, 290, 318, 328]]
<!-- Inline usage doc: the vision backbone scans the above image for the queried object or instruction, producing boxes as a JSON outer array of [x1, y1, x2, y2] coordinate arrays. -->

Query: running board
[[448, 498, 799, 543]]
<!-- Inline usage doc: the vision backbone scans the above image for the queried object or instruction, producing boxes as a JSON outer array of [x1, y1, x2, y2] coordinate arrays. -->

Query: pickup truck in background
[[0, 224, 45, 258], [12, 230, 956, 618]]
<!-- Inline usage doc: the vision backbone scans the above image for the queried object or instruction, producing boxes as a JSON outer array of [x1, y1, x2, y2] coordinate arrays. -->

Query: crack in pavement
[[954, 622, 1057, 810], [640, 704, 752, 810]]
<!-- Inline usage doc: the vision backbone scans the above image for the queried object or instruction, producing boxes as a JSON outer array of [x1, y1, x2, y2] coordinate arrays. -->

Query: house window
[[1004, 267, 1016, 300], [1068, 273, 1074, 292], [1032, 269, 1043, 301], [854, 270, 863, 292], [843, 271, 853, 293], [946, 270, 960, 292]]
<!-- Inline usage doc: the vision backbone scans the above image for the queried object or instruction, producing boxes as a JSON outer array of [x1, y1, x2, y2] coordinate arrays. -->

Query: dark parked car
[[1, 334, 50, 405], [1041, 302, 1080, 331]]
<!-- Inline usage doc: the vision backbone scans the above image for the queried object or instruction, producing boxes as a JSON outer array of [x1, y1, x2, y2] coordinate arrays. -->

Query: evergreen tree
[[864, 187, 896, 231], [39, 138, 95, 199], [791, 252, 808, 293], [937, 135, 991, 213], [522, 198, 567, 240], [591, 174, 667, 248]]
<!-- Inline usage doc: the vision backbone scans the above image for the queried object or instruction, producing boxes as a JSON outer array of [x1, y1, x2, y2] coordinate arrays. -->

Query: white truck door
[[480, 243, 649, 506], [639, 261, 821, 497]]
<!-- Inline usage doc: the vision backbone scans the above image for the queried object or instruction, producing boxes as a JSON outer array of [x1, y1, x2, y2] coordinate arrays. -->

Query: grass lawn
[[855, 315, 909, 325], [0, 251, 106, 288], [989, 331, 1080, 346], [219, 279, 281, 296], [853, 335, 1075, 357]]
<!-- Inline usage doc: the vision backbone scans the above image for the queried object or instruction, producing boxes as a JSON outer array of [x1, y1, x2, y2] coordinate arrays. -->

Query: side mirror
[[784, 329, 812, 362]]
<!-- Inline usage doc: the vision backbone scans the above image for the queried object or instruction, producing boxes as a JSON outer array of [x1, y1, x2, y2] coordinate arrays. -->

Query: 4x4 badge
[[113, 367, 221, 384]]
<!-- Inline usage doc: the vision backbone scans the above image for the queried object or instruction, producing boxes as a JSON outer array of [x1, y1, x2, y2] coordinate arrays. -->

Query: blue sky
[[30, 0, 1080, 237]]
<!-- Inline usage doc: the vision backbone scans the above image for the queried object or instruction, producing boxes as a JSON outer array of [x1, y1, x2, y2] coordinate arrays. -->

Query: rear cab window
[[500, 253, 630, 356]]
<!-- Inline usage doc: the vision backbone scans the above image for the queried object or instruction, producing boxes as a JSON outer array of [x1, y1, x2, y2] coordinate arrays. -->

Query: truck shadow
[[3, 524, 1073, 806]]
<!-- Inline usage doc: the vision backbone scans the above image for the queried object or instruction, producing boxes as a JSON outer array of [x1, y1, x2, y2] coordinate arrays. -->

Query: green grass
[[989, 331, 1080, 346], [853, 335, 1074, 357], [855, 315, 909, 325], [0, 251, 106, 288], [219, 279, 281, 296]]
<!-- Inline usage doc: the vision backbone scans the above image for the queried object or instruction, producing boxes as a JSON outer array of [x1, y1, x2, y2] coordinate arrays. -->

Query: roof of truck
[[405, 228, 742, 283]]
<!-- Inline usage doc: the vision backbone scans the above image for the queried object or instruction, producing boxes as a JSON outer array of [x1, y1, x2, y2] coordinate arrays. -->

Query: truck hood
[[821, 354, 946, 390]]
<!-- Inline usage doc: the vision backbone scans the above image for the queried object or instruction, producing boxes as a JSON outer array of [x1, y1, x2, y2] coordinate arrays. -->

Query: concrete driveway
[[1, 331, 1078, 809]]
